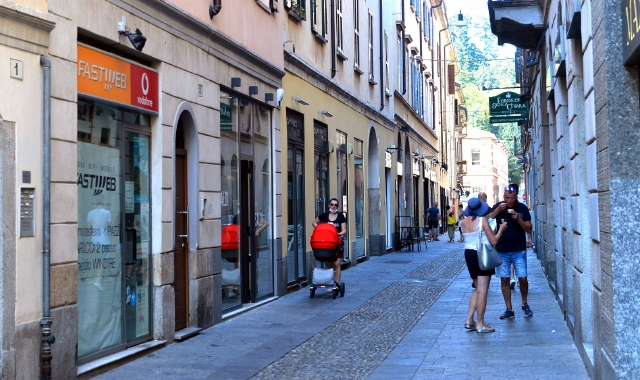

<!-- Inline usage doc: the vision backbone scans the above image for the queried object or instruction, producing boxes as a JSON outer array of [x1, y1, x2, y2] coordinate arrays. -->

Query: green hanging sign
[[489, 91, 529, 116]]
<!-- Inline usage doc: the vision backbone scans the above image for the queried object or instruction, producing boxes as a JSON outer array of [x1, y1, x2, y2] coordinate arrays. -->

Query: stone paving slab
[[93, 234, 589, 380]]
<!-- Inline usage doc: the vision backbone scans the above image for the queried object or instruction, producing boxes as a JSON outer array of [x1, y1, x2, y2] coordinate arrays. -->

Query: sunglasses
[[329, 203, 339, 207], [504, 186, 517, 192]]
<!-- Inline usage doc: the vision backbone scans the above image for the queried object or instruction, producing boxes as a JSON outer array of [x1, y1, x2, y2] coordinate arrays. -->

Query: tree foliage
[[450, 13, 522, 184]]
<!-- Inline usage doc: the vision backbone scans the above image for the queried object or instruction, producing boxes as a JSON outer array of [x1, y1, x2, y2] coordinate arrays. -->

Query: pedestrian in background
[[462, 196, 508, 333], [426, 202, 440, 242], [488, 184, 534, 319], [447, 209, 457, 242]]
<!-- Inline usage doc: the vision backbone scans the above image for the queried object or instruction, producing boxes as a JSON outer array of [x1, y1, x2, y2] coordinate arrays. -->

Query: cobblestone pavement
[[253, 252, 465, 379], [93, 232, 590, 380]]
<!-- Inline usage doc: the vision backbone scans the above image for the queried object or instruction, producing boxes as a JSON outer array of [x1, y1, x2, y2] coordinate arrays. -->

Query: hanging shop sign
[[489, 91, 528, 116], [77, 45, 159, 113], [623, 0, 640, 64], [220, 102, 233, 131], [385, 151, 392, 168], [412, 159, 420, 177]]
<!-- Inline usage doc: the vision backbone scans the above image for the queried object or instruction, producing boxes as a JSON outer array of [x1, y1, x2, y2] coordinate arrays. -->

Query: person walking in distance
[[462, 197, 508, 333], [488, 184, 534, 319], [427, 202, 440, 242]]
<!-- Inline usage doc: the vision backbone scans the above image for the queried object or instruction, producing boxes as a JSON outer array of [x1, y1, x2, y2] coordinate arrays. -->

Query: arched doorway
[[174, 106, 198, 331]]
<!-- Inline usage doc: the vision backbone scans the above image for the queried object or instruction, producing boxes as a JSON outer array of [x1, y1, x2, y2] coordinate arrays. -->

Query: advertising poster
[[133, 136, 149, 203], [77, 141, 123, 357]]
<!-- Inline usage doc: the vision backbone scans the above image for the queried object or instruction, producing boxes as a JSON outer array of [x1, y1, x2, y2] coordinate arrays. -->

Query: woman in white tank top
[[461, 198, 508, 333]]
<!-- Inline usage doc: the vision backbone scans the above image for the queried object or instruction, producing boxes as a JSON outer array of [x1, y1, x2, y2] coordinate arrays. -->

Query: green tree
[[451, 12, 522, 184]]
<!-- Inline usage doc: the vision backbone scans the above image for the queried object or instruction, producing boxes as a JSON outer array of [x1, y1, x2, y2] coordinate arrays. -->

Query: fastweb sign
[[77, 44, 159, 113]]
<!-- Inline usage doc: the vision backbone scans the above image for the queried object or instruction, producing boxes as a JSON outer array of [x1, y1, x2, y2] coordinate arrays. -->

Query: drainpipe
[[401, 0, 406, 95], [330, 0, 336, 78], [379, 0, 384, 111], [40, 55, 55, 380]]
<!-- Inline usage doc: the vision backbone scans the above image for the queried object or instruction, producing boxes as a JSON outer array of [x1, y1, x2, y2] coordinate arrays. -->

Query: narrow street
[[92, 231, 589, 380]]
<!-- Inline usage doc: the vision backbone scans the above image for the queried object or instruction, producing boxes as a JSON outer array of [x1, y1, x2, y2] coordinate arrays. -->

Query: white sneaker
[[510, 277, 516, 289]]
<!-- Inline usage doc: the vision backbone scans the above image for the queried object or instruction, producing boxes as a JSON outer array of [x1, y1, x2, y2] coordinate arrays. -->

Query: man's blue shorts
[[496, 250, 527, 278]]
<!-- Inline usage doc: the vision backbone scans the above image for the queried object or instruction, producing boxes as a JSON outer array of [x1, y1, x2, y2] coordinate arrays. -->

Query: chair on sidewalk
[[411, 226, 425, 251]]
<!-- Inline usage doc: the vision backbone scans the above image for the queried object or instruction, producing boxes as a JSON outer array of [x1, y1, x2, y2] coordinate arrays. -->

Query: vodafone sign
[[77, 45, 158, 113]]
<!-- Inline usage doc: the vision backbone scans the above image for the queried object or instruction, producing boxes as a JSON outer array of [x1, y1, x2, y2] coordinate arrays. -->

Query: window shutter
[[311, 0, 318, 31], [447, 64, 455, 95]]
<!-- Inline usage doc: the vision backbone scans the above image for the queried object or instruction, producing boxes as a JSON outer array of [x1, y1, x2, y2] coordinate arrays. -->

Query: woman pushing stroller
[[312, 198, 347, 291]]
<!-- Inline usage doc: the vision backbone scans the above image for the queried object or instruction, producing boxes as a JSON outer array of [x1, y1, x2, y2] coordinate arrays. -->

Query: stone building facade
[[490, 0, 640, 378]]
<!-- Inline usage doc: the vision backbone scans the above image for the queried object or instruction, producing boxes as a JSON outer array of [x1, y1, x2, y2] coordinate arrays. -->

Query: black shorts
[[428, 220, 438, 229], [465, 249, 495, 279]]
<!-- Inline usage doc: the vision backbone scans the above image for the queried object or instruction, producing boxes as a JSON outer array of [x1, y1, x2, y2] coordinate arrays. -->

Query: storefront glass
[[220, 90, 273, 308], [77, 99, 152, 361], [336, 131, 349, 261]]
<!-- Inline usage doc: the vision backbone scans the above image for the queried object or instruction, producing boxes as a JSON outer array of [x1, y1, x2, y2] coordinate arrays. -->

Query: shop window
[[77, 98, 152, 362]]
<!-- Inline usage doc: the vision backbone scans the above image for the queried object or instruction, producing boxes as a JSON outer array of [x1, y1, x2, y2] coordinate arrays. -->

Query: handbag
[[477, 219, 502, 270]]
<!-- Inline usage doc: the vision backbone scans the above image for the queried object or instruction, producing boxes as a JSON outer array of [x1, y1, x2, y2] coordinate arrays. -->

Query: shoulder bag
[[477, 220, 502, 270]]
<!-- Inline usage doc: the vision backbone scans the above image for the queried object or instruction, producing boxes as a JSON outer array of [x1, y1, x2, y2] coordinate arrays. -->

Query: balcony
[[488, 0, 544, 49], [457, 160, 467, 175], [456, 125, 468, 138]]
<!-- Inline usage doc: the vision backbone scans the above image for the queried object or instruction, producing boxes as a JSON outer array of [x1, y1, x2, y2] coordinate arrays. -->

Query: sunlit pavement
[[94, 231, 589, 380]]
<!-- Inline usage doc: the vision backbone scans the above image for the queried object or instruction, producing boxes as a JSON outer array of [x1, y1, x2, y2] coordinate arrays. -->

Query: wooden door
[[174, 149, 188, 330]]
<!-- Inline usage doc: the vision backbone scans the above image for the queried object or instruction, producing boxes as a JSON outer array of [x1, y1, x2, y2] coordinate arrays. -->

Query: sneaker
[[500, 308, 515, 319], [522, 303, 533, 317], [510, 277, 516, 289]]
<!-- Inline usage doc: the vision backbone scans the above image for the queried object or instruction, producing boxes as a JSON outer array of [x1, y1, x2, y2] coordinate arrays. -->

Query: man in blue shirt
[[489, 184, 533, 319], [426, 202, 440, 241]]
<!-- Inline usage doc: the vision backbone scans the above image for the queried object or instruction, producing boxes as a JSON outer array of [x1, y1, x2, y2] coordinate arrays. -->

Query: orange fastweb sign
[[77, 45, 158, 113]]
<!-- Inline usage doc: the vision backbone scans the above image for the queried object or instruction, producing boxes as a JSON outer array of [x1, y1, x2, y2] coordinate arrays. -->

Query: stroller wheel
[[332, 287, 338, 299], [340, 282, 345, 297], [310, 287, 315, 298]]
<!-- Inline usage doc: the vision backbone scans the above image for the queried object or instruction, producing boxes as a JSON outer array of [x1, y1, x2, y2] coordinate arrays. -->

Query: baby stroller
[[309, 223, 345, 299]]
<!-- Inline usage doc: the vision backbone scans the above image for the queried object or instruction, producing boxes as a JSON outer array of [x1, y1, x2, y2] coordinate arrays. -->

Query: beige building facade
[[279, 0, 462, 293], [1, 0, 284, 378], [0, 0, 465, 378], [459, 125, 510, 206]]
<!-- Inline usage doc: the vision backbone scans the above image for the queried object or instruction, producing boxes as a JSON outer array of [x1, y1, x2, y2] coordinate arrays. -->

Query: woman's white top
[[463, 217, 496, 251]]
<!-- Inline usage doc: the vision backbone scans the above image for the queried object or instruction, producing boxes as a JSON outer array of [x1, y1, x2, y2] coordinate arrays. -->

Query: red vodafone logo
[[130, 65, 158, 112]]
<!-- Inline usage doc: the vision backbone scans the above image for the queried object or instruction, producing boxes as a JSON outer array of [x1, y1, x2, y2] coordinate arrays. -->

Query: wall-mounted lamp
[[399, 126, 410, 133], [265, 93, 274, 102], [231, 78, 241, 88], [451, 11, 468, 27], [320, 110, 334, 117], [249, 86, 258, 95], [293, 97, 309, 105], [118, 28, 147, 52], [209, 0, 222, 19], [386, 144, 402, 153]]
